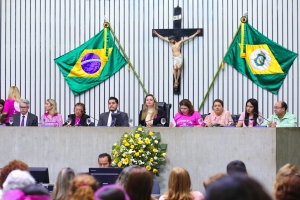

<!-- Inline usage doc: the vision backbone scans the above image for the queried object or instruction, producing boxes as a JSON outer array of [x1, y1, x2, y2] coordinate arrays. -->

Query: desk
[[0, 127, 299, 195]]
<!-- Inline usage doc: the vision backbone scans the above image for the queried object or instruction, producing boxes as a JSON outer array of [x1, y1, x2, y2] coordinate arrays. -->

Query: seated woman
[[1, 86, 21, 125], [204, 99, 233, 127], [138, 94, 166, 127], [170, 99, 204, 127], [64, 103, 90, 126], [236, 98, 263, 127], [68, 174, 99, 200], [159, 167, 204, 200], [40, 99, 63, 126]]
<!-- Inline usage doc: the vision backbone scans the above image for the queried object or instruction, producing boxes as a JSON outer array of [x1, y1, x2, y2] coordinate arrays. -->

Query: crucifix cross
[[153, 6, 203, 94]]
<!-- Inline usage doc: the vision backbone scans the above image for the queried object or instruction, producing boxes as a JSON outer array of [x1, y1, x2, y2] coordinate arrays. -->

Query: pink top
[[40, 112, 63, 127], [174, 111, 205, 127], [2, 98, 20, 123], [204, 110, 233, 126], [238, 111, 263, 127], [75, 118, 81, 125], [159, 191, 204, 200]]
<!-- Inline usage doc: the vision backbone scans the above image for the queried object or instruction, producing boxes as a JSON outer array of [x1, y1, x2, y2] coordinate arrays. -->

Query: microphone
[[252, 111, 270, 123], [89, 116, 99, 122]]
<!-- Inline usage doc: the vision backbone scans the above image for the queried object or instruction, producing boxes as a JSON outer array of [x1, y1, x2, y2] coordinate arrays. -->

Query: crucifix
[[152, 6, 203, 94]]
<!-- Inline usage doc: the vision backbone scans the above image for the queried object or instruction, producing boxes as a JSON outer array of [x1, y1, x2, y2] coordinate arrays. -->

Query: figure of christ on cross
[[153, 29, 201, 88]]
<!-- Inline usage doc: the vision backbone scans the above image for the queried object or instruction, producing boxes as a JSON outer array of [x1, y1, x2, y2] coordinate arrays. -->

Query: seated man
[[226, 160, 248, 175], [262, 101, 297, 127], [98, 153, 112, 168], [12, 99, 38, 126], [97, 97, 129, 127]]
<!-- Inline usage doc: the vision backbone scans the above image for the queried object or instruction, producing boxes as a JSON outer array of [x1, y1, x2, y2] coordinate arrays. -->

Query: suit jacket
[[139, 108, 167, 127], [12, 112, 38, 126], [97, 111, 129, 127], [66, 114, 90, 126]]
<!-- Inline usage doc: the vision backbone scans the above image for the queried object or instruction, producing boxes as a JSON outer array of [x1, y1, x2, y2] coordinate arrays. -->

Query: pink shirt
[[40, 112, 63, 127], [204, 110, 233, 126], [3, 98, 20, 123], [238, 111, 263, 127], [174, 111, 205, 127], [159, 191, 204, 200]]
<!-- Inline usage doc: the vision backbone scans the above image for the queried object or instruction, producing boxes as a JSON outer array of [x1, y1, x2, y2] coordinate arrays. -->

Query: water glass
[[86, 118, 91, 126], [161, 118, 166, 126]]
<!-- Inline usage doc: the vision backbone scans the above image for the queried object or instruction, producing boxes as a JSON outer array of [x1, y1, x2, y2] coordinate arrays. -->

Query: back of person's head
[[2, 169, 36, 194], [205, 174, 272, 200], [203, 173, 227, 190], [125, 167, 153, 200], [226, 160, 247, 175], [275, 174, 300, 200], [52, 167, 75, 200], [3, 184, 51, 200], [0, 159, 29, 188], [68, 174, 99, 200], [94, 184, 130, 200], [166, 167, 194, 200], [8, 86, 21, 102], [115, 165, 140, 187]]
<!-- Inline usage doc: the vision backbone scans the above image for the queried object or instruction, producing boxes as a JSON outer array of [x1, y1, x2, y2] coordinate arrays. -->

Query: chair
[[141, 102, 172, 126], [151, 179, 160, 194], [231, 114, 241, 125]]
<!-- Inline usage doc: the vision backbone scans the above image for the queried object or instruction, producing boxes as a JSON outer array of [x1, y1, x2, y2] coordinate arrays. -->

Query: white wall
[[0, 0, 299, 126]]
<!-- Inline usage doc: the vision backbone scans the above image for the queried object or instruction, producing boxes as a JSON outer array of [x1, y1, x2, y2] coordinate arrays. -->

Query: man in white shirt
[[97, 97, 129, 127], [12, 99, 38, 126]]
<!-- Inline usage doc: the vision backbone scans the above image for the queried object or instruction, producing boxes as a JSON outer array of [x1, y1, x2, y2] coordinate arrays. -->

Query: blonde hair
[[68, 174, 99, 200], [47, 99, 58, 115], [7, 86, 21, 102], [165, 167, 194, 200], [273, 163, 299, 197], [141, 94, 158, 120], [52, 167, 75, 200]]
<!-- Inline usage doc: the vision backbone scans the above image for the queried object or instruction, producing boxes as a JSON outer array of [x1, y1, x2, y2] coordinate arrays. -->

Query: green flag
[[55, 27, 127, 96], [223, 17, 298, 94]]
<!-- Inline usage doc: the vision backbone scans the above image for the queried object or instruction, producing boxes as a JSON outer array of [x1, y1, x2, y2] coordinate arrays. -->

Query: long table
[[0, 127, 299, 195]]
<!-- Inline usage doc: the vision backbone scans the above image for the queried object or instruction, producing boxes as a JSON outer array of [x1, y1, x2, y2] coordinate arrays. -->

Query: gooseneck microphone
[[253, 111, 270, 123]]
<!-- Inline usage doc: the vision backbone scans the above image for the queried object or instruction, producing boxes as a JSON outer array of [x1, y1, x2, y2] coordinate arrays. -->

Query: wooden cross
[[153, 6, 203, 94]]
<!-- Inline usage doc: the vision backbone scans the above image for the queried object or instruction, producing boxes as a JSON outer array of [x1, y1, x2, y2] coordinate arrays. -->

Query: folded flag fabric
[[223, 16, 298, 94], [55, 26, 127, 96]]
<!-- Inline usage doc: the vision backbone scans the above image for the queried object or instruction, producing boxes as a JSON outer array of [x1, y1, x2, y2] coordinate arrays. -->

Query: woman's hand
[[169, 122, 175, 127]]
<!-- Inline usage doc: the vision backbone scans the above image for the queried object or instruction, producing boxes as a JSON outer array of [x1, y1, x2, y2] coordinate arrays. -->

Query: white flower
[[142, 154, 145, 157], [154, 140, 158, 144], [142, 145, 146, 148], [154, 156, 158, 160], [114, 143, 117, 146]]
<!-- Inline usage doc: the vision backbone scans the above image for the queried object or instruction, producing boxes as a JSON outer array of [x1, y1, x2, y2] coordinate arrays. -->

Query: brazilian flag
[[223, 17, 298, 94], [55, 26, 127, 96]]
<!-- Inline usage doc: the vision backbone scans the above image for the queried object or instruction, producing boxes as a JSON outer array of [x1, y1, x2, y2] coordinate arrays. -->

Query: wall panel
[[0, 0, 299, 127]]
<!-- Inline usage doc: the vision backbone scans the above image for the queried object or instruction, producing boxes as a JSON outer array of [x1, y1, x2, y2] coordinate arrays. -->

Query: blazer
[[139, 108, 167, 127], [66, 114, 90, 126], [12, 112, 38, 126], [97, 111, 129, 127]]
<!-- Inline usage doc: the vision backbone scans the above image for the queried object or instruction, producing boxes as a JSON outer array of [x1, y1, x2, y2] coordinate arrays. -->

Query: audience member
[[0, 159, 29, 189], [139, 94, 166, 127], [125, 167, 155, 200], [98, 153, 112, 168], [203, 173, 227, 190], [94, 184, 130, 200], [2, 170, 35, 194], [12, 99, 38, 126], [275, 174, 300, 200], [273, 163, 299, 197], [40, 99, 63, 126], [170, 99, 204, 127], [3, 184, 51, 200], [262, 101, 297, 127], [204, 99, 234, 126], [2, 86, 21, 125], [97, 97, 129, 127], [0, 99, 5, 124], [68, 174, 99, 200], [159, 167, 203, 200], [52, 167, 75, 200], [205, 174, 272, 200], [115, 165, 141, 188], [65, 103, 90, 126], [226, 160, 248, 175], [236, 98, 262, 127]]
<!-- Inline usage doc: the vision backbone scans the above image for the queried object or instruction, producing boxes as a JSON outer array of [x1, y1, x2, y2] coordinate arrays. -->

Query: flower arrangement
[[111, 126, 167, 176]]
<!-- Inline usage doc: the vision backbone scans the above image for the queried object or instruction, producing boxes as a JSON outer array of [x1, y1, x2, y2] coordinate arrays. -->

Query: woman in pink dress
[[170, 99, 204, 127], [40, 99, 63, 126], [159, 167, 204, 200], [204, 99, 233, 127], [236, 98, 263, 127], [2, 86, 21, 125]]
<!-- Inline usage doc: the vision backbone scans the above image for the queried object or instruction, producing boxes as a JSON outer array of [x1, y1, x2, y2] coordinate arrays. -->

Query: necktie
[[107, 112, 112, 127], [21, 115, 25, 126]]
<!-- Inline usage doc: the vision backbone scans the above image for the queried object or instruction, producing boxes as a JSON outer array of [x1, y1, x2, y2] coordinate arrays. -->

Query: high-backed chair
[[231, 114, 241, 125], [141, 102, 172, 126]]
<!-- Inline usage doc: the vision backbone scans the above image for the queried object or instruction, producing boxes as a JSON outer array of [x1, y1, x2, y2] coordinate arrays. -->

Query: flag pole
[[104, 22, 148, 95], [198, 24, 241, 112]]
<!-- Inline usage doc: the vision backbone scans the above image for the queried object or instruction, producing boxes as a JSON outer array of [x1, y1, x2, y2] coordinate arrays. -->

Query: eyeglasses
[[20, 106, 29, 109], [273, 107, 282, 109]]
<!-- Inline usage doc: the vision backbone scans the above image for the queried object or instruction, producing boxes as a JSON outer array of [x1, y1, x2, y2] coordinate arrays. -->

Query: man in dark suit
[[97, 97, 129, 127], [12, 99, 38, 126]]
